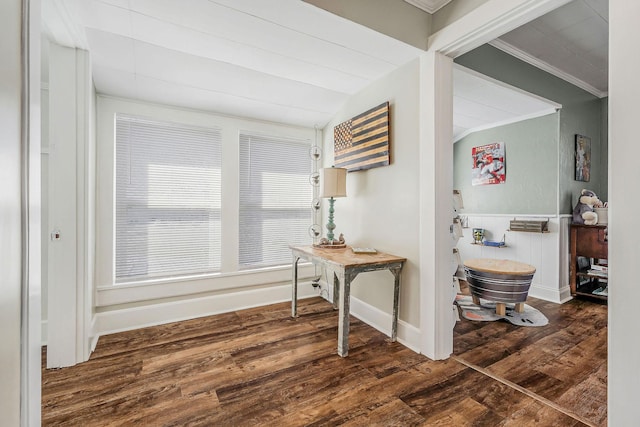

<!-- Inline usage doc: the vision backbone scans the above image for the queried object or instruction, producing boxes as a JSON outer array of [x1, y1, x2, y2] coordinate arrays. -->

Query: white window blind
[[115, 114, 222, 282], [239, 133, 312, 269]]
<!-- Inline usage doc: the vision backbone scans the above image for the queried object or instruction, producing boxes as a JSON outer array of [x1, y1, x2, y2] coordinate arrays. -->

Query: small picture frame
[[575, 134, 591, 182]]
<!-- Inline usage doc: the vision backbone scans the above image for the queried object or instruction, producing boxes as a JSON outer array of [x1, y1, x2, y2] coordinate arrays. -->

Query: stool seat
[[463, 258, 536, 315], [463, 258, 535, 275]]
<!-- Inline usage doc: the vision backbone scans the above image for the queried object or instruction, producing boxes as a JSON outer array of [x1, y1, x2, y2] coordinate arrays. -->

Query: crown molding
[[428, 0, 573, 58], [404, 0, 453, 14], [490, 39, 608, 98], [453, 107, 559, 142]]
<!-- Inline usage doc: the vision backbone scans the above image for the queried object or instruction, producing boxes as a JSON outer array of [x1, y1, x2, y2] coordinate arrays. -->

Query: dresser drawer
[[574, 226, 608, 259]]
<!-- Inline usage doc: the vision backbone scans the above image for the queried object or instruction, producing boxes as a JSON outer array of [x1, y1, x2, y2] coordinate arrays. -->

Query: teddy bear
[[572, 189, 603, 225]]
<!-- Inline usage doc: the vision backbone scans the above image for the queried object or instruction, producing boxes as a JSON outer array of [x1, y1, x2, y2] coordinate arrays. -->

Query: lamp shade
[[319, 167, 347, 198]]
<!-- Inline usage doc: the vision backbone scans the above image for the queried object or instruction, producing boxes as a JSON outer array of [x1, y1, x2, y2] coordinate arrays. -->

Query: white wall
[[317, 53, 455, 358], [321, 59, 422, 328], [608, 1, 640, 424]]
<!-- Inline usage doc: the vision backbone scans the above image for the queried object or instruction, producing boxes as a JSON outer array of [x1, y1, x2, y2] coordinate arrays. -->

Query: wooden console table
[[290, 245, 406, 357]]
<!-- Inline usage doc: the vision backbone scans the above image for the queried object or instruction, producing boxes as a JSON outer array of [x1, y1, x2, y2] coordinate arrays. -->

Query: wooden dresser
[[569, 224, 608, 300]]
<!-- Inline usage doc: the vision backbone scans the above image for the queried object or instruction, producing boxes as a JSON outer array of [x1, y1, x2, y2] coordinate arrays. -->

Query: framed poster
[[471, 142, 506, 186], [575, 134, 591, 182]]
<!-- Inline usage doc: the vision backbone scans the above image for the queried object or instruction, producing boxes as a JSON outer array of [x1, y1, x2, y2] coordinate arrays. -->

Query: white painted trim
[[419, 51, 455, 360], [528, 283, 569, 304], [425, 0, 574, 362], [454, 108, 558, 142], [47, 43, 84, 368], [89, 315, 99, 353], [96, 263, 316, 306], [557, 216, 572, 304], [459, 213, 558, 218], [350, 296, 421, 353], [41, 321, 47, 346], [403, 0, 453, 14], [95, 281, 318, 337], [95, 95, 317, 297], [26, 0, 44, 423], [428, 0, 573, 58], [489, 39, 607, 98]]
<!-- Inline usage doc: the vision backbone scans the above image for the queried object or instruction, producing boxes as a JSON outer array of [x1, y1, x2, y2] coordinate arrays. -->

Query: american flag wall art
[[333, 102, 390, 172]]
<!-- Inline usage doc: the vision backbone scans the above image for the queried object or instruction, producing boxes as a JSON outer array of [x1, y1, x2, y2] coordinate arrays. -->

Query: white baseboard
[[90, 315, 99, 353], [317, 280, 421, 353], [95, 282, 318, 337], [528, 282, 570, 304], [350, 296, 421, 353]]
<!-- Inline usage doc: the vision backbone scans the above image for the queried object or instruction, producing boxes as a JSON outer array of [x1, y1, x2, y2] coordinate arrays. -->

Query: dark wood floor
[[42, 290, 607, 426]]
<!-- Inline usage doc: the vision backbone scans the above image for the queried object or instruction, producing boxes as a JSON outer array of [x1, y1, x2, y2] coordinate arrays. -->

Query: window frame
[[238, 131, 314, 270], [95, 96, 317, 307]]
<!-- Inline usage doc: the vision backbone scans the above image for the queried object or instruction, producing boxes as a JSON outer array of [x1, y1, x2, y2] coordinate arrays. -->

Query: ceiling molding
[[428, 0, 573, 58], [403, 0, 453, 14], [453, 64, 562, 142], [454, 63, 562, 109], [453, 107, 559, 142], [489, 39, 608, 98]]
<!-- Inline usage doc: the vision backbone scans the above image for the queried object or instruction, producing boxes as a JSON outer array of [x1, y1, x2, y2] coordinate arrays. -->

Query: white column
[[0, 0, 42, 424], [419, 51, 454, 360], [47, 43, 92, 367], [608, 0, 640, 424]]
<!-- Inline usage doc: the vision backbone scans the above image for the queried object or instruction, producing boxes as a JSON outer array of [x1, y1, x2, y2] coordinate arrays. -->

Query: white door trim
[[423, 0, 573, 359], [419, 51, 455, 359]]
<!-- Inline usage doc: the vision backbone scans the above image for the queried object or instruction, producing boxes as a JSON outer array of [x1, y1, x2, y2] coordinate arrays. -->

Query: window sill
[[97, 262, 316, 307]]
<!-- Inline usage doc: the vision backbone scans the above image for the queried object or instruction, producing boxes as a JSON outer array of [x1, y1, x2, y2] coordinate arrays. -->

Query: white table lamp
[[319, 166, 347, 244]]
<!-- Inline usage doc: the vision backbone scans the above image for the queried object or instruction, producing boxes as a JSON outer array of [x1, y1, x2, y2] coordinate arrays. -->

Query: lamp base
[[313, 242, 347, 249], [313, 233, 346, 249]]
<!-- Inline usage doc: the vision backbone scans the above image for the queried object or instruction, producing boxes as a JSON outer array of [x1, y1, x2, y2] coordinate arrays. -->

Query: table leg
[[390, 266, 402, 342], [291, 256, 300, 318], [472, 295, 481, 306], [337, 269, 351, 357], [496, 303, 506, 316], [332, 270, 339, 310], [515, 302, 525, 313]]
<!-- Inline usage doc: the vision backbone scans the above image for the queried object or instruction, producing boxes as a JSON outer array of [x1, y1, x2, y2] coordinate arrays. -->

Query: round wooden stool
[[463, 258, 536, 316]]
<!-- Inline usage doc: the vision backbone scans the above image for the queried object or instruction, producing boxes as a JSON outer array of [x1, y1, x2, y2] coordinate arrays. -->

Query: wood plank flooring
[[453, 292, 607, 426], [42, 291, 607, 426]]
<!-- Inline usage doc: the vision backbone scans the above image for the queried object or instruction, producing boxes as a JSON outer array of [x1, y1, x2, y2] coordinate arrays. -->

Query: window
[[239, 133, 312, 269], [115, 114, 222, 282]]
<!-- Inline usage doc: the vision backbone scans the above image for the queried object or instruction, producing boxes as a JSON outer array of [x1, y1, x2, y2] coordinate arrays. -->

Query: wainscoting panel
[[457, 215, 571, 303]]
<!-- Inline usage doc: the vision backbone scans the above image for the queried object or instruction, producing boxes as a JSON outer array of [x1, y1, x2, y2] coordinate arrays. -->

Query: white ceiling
[[453, 65, 561, 142], [43, 0, 605, 138], [44, 0, 424, 128], [493, 0, 608, 97]]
